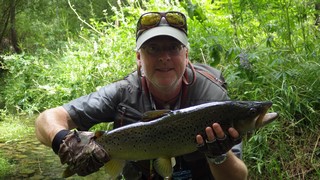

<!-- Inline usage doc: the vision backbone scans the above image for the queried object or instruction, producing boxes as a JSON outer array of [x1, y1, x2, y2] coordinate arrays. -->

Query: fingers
[[228, 127, 240, 139], [211, 123, 225, 139], [202, 123, 229, 142], [205, 126, 216, 141], [196, 123, 242, 157], [196, 123, 240, 144], [196, 134, 204, 144]]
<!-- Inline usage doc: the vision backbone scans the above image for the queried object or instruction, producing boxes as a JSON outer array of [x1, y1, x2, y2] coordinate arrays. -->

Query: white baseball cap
[[135, 18, 188, 51]]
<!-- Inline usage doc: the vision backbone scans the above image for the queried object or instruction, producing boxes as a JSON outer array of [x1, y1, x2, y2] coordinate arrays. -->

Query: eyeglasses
[[136, 11, 187, 39], [141, 42, 185, 55]]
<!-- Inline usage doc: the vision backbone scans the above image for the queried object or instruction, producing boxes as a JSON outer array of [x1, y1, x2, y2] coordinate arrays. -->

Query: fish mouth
[[255, 111, 278, 128], [255, 102, 278, 128], [261, 112, 278, 123]]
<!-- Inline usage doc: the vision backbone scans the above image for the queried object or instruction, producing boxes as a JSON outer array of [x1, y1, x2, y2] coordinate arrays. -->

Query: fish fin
[[94, 130, 106, 138], [171, 157, 176, 167], [62, 159, 125, 179], [142, 110, 171, 122], [153, 157, 173, 178], [104, 159, 126, 179]]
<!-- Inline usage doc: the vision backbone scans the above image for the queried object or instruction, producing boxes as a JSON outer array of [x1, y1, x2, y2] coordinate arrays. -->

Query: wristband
[[207, 153, 228, 165], [52, 129, 70, 154]]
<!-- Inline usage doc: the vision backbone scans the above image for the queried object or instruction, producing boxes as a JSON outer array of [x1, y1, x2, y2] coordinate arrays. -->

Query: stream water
[[0, 116, 110, 179]]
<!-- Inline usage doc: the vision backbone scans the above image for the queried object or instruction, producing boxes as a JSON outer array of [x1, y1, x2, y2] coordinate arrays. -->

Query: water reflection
[[0, 117, 110, 179]]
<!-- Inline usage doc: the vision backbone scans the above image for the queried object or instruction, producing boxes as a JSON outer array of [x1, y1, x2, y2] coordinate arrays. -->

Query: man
[[35, 11, 248, 179]]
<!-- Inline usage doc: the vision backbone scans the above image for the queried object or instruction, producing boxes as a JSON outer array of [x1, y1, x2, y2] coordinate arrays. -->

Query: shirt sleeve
[[62, 82, 121, 130]]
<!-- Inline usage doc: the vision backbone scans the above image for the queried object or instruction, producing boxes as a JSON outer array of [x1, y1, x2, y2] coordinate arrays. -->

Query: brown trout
[[65, 101, 278, 178]]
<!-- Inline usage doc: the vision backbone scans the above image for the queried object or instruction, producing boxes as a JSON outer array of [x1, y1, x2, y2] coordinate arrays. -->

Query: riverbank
[[0, 114, 110, 179]]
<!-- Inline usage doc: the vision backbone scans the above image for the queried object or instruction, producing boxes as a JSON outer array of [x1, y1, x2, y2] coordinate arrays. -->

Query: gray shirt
[[63, 63, 242, 179]]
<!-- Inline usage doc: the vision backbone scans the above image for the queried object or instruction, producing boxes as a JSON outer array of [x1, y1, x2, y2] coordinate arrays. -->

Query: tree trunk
[[0, 2, 10, 44], [9, 0, 21, 53], [315, 3, 320, 25]]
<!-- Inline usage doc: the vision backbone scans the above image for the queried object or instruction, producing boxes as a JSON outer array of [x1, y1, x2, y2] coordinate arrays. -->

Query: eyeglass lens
[[142, 43, 184, 55]]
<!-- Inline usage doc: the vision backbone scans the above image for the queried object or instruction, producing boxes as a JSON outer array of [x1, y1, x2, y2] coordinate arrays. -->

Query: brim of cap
[[135, 26, 188, 51]]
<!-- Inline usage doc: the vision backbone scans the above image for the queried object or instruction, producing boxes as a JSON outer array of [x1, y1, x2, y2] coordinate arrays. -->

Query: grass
[[0, 156, 12, 178], [0, 112, 34, 178], [0, 111, 34, 143], [0, 0, 319, 179]]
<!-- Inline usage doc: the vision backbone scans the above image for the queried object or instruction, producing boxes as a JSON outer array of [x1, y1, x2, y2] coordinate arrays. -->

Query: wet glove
[[197, 134, 242, 158], [53, 130, 110, 177]]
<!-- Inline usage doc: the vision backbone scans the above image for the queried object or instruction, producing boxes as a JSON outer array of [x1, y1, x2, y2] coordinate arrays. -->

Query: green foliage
[[0, 112, 28, 178], [0, 155, 12, 178], [0, 113, 33, 142], [1, 2, 140, 112], [0, 0, 319, 179]]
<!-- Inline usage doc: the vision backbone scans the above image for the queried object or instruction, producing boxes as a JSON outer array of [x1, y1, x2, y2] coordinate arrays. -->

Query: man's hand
[[58, 130, 110, 177], [196, 123, 242, 158]]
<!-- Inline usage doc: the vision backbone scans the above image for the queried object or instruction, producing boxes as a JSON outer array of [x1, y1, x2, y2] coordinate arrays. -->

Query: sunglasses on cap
[[136, 11, 188, 39]]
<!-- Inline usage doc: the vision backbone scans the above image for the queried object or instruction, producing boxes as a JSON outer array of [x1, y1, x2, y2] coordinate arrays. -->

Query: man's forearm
[[35, 106, 75, 147], [208, 151, 248, 180]]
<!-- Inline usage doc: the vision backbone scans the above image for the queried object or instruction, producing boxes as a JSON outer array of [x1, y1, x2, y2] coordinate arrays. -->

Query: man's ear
[[136, 51, 141, 66], [185, 48, 189, 64]]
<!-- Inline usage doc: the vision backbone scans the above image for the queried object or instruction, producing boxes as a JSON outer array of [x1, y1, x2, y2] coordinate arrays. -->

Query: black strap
[[52, 129, 70, 154], [196, 70, 227, 90]]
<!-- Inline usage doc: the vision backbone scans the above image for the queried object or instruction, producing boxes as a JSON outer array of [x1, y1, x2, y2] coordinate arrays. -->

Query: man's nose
[[158, 47, 171, 61]]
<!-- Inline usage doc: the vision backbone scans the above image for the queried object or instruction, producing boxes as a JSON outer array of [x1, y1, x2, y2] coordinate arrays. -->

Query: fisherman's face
[[136, 36, 188, 91]]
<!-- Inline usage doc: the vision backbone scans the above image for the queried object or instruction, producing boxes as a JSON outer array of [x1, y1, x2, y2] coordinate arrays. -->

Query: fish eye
[[249, 108, 257, 114]]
